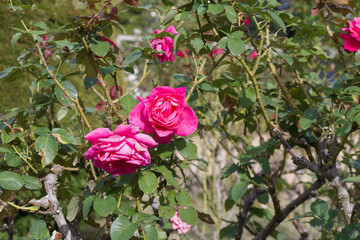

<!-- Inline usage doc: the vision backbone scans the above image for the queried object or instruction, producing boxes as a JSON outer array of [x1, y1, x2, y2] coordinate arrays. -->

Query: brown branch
[[235, 187, 266, 240], [29, 166, 76, 240], [253, 179, 325, 240]]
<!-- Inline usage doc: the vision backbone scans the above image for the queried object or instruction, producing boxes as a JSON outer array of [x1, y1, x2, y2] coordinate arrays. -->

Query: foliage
[[1, 0, 360, 239]]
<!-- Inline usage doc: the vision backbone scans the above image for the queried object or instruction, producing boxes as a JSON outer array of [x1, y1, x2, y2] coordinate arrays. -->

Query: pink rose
[[170, 210, 192, 234], [85, 125, 158, 175], [250, 51, 258, 59], [129, 87, 198, 144], [151, 26, 178, 63], [244, 17, 250, 26], [340, 17, 360, 52], [208, 47, 224, 57]]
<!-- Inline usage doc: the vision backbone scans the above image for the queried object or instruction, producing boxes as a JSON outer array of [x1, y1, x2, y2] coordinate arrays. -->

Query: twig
[[11, 145, 38, 174], [235, 187, 266, 240], [253, 179, 325, 240]]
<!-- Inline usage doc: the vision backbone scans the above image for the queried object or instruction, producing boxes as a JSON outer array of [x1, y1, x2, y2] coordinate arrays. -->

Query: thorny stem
[[11, 145, 38, 174], [235, 55, 272, 129], [186, 58, 207, 102], [265, 26, 299, 111], [113, 60, 150, 104]]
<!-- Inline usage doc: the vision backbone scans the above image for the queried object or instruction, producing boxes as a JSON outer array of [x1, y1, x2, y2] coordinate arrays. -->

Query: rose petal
[[85, 128, 113, 144], [176, 106, 198, 136], [129, 102, 154, 134], [114, 124, 139, 136], [133, 133, 158, 148]]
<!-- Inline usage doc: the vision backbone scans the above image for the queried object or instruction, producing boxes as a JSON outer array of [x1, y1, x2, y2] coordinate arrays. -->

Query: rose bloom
[[85, 125, 158, 175], [340, 17, 360, 52], [170, 210, 192, 234], [151, 26, 178, 63], [129, 86, 198, 144], [244, 17, 250, 26], [209, 47, 224, 57], [250, 51, 258, 59]]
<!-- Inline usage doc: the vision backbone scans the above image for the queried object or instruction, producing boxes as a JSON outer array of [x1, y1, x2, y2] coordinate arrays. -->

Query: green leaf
[[57, 106, 69, 121], [176, 189, 191, 206], [71, 0, 88, 9], [110, 216, 137, 240], [11, 33, 22, 47], [230, 180, 249, 202], [310, 199, 329, 218], [35, 134, 58, 167], [190, 38, 204, 53], [23, 176, 42, 190], [304, 108, 319, 120], [155, 166, 178, 188], [121, 94, 138, 112], [156, 142, 175, 159], [132, 213, 160, 223], [162, 9, 178, 26], [265, 10, 286, 33], [178, 207, 198, 225], [1, 131, 17, 144], [67, 196, 81, 222], [175, 138, 198, 159], [299, 118, 312, 129], [4, 152, 22, 167], [93, 196, 117, 217], [224, 5, 237, 23], [0, 67, 19, 80], [343, 176, 360, 183], [138, 171, 158, 195], [228, 37, 245, 56], [29, 220, 47, 239], [220, 162, 238, 179], [281, 55, 293, 66], [84, 75, 98, 90], [55, 81, 78, 106], [83, 195, 94, 220], [207, 4, 224, 15], [218, 37, 228, 49], [51, 128, 74, 144], [197, 211, 215, 224], [0, 171, 25, 190], [159, 206, 175, 219], [89, 39, 110, 57], [257, 156, 270, 175], [123, 49, 142, 66], [334, 118, 351, 137], [143, 224, 158, 240]]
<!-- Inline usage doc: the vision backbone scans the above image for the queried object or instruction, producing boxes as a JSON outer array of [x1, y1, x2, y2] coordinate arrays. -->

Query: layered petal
[[176, 106, 198, 136], [85, 128, 114, 144], [129, 101, 154, 133]]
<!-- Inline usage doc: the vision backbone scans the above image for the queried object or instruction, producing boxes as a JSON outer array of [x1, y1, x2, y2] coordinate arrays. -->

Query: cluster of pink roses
[[86, 86, 198, 175], [85, 86, 197, 234]]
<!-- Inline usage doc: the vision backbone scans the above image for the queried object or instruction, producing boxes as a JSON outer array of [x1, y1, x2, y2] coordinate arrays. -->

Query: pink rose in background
[[170, 210, 192, 234], [176, 51, 185, 58], [85, 125, 158, 175], [209, 47, 224, 57], [129, 86, 198, 144], [250, 51, 258, 59], [100, 36, 117, 47], [244, 17, 250, 26], [340, 17, 360, 52], [151, 26, 178, 63]]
